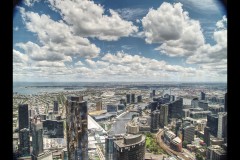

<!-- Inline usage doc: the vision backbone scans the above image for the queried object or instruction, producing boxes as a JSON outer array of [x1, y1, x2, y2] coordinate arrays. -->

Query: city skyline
[[13, 0, 227, 82]]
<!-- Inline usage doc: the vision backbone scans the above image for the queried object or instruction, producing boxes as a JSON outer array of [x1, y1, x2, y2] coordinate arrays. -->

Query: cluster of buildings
[[13, 85, 227, 160], [13, 100, 66, 159]]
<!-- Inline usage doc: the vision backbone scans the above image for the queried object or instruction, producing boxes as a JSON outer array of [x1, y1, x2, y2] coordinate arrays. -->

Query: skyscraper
[[182, 125, 195, 144], [207, 114, 218, 137], [152, 90, 156, 97], [18, 104, 29, 130], [175, 119, 182, 137], [53, 101, 59, 114], [66, 96, 88, 160], [137, 95, 142, 103], [160, 104, 168, 128], [168, 98, 183, 119], [19, 128, 30, 157], [96, 100, 102, 111], [217, 112, 227, 141], [126, 94, 131, 104], [204, 126, 211, 146], [31, 118, 44, 159], [200, 91, 206, 101], [150, 101, 158, 112], [113, 134, 145, 160], [151, 110, 160, 133], [224, 92, 227, 112], [105, 135, 116, 160], [131, 94, 135, 104]]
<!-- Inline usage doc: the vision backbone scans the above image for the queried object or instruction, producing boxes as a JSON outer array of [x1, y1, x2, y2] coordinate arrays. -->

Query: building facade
[[66, 96, 88, 160], [113, 134, 145, 160], [19, 128, 30, 157], [182, 125, 195, 144], [126, 94, 131, 104], [31, 119, 44, 159], [159, 104, 168, 128], [217, 112, 227, 140], [18, 104, 29, 131], [207, 114, 219, 137], [150, 110, 160, 133], [131, 94, 135, 104], [168, 98, 183, 119], [53, 101, 59, 114]]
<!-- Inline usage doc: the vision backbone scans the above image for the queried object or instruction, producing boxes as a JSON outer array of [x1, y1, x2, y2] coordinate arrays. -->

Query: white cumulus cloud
[[142, 2, 205, 57], [49, 0, 138, 41]]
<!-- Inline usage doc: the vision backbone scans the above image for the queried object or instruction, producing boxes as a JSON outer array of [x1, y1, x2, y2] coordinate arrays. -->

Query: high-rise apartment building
[[113, 134, 145, 160], [53, 101, 59, 114], [151, 110, 160, 133], [168, 98, 183, 119], [200, 92, 206, 101], [131, 94, 135, 104], [96, 100, 102, 111], [217, 112, 227, 140], [224, 93, 227, 112], [152, 90, 156, 97], [31, 118, 44, 160], [105, 135, 115, 160], [204, 126, 211, 146], [159, 104, 168, 128], [126, 94, 131, 104], [19, 128, 30, 156], [150, 101, 158, 112], [207, 114, 219, 137], [137, 95, 142, 103], [18, 104, 29, 130], [65, 96, 88, 160], [182, 125, 195, 144]]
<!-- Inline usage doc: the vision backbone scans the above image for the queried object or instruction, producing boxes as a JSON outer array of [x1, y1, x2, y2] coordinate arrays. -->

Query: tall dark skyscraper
[[131, 94, 135, 103], [31, 118, 44, 160], [204, 126, 211, 146], [150, 101, 158, 112], [19, 128, 30, 157], [113, 134, 145, 160], [168, 98, 183, 119], [53, 100, 59, 114], [207, 114, 218, 137], [126, 94, 131, 104], [137, 95, 142, 103], [224, 92, 227, 112], [200, 91, 206, 101], [66, 96, 88, 160], [152, 89, 156, 97], [18, 104, 29, 131], [105, 135, 115, 160]]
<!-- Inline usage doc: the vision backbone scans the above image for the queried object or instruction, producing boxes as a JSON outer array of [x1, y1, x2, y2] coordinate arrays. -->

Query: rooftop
[[114, 134, 145, 148], [172, 137, 182, 144], [88, 115, 107, 134]]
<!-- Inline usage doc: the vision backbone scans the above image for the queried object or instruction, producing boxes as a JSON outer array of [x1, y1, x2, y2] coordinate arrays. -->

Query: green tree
[[182, 141, 188, 148], [196, 153, 204, 160]]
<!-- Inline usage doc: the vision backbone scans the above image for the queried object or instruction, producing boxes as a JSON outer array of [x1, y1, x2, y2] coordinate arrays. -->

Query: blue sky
[[13, 0, 227, 82]]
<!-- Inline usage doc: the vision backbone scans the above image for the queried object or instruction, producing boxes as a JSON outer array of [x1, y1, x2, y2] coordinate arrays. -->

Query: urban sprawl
[[13, 83, 227, 160]]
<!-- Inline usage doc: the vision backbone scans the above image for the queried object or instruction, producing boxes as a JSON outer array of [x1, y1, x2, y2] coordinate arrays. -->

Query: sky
[[13, 0, 227, 82]]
